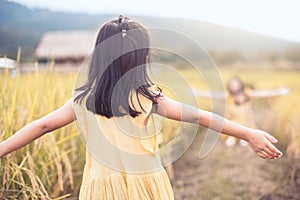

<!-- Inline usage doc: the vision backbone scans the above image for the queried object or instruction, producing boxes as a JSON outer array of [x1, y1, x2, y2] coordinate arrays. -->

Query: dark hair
[[74, 15, 161, 118], [227, 76, 251, 104], [227, 76, 244, 95]]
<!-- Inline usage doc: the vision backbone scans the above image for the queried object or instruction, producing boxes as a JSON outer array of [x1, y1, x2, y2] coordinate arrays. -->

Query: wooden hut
[[35, 30, 97, 63]]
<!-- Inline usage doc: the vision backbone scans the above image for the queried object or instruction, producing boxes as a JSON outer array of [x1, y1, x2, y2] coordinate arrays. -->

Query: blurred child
[[194, 76, 289, 146]]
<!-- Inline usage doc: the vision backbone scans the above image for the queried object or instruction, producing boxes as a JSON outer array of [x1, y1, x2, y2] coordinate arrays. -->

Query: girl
[[194, 76, 289, 146], [0, 16, 282, 200], [225, 76, 289, 146]]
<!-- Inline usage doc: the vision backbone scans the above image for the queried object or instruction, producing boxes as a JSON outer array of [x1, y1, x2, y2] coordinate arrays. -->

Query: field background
[[0, 61, 299, 199], [1, 1, 300, 199]]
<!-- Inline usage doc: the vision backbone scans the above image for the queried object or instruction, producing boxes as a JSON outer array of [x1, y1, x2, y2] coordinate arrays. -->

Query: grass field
[[0, 65, 299, 199]]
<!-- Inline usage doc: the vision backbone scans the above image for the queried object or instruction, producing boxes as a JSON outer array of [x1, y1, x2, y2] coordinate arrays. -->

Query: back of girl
[[72, 15, 174, 199]]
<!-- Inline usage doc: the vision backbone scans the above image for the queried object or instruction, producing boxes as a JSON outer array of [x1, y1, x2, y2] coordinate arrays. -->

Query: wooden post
[[4, 54, 9, 77], [50, 58, 55, 72], [16, 46, 21, 74], [34, 61, 39, 74]]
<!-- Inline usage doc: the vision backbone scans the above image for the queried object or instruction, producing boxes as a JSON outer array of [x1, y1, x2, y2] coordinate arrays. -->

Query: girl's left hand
[[247, 129, 283, 159]]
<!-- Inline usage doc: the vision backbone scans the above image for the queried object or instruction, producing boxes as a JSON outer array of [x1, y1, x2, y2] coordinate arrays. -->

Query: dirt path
[[171, 131, 286, 200]]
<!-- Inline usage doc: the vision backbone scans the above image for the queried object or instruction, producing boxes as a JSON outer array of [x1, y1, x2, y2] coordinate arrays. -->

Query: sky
[[9, 0, 300, 43]]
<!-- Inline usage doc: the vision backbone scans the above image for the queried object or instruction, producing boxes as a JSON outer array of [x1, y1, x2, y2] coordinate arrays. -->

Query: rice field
[[0, 65, 299, 199], [0, 71, 84, 199]]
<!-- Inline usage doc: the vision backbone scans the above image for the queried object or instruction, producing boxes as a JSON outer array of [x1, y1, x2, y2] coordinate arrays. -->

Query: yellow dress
[[226, 91, 257, 129], [72, 89, 174, 200], [227, 101, 257, 128]]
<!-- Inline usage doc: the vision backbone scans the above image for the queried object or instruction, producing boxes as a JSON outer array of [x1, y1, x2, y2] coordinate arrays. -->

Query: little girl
[[0, 16, 282, 200], [194, 76, 289, 146], [225, 76, 289, 146]]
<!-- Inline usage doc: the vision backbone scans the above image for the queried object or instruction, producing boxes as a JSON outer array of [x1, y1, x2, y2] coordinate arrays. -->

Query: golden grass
[[0, 65, 299, 198], [0, 71, 84, 199]]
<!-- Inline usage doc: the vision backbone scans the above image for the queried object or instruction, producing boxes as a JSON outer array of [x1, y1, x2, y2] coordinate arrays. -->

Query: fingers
[[256, 143, 282, 159], [262, 132, 283, 158], [262, 146, 275, 157], [257, 149, 280, 159], [264, 132, 278, 144], [266, 143, 282, 157], [257, 151, 268, 159]]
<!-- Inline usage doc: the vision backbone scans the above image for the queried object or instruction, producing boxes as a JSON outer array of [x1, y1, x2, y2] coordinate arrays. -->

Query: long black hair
[[74, 15, 161, 118]]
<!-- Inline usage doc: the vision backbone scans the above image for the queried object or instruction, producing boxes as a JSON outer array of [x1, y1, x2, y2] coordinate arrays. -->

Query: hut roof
[[35, 30, 97, 60]]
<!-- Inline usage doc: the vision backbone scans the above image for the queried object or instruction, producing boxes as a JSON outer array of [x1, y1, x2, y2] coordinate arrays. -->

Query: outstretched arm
[[249, 87, 290, 99], [0, 98, 76, 158], [152, 95, 282, 159], [192, 88, 227, 99]]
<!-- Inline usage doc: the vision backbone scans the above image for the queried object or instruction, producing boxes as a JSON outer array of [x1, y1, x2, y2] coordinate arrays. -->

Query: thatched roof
[[35, 30, 97, 60]]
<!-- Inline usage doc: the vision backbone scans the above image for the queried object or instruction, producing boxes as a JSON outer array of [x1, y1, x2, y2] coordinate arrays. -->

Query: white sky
[[9, 0, 300, 43]]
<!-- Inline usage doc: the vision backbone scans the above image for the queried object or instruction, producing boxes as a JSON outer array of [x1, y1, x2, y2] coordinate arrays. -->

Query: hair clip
[[121, 29, 127, 38], [118, 15, 124, 23]]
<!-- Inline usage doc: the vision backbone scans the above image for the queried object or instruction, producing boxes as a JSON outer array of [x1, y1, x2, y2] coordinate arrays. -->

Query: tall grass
[[0, 71, 85, 199], [0, 66, 299, 198]]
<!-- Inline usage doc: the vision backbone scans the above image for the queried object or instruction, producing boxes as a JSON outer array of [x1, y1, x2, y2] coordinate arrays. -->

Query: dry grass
[[0, 71, 84, 199], [0, 64, 299, 198]]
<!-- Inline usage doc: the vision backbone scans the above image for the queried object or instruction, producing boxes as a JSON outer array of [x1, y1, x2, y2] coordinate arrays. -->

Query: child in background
[[194, 76, 289, 146]]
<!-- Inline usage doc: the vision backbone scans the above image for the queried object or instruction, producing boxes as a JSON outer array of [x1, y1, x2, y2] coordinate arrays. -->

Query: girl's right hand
[[247, 129, 283, 159], [278, 87, 290, 96]]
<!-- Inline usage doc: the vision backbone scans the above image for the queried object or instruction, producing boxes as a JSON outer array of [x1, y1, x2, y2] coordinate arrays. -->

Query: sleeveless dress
[[72, 88, 174, 200], [227, 101, 257, 128], [224, 92, 257, 146], [226, 90, 257, 129]]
